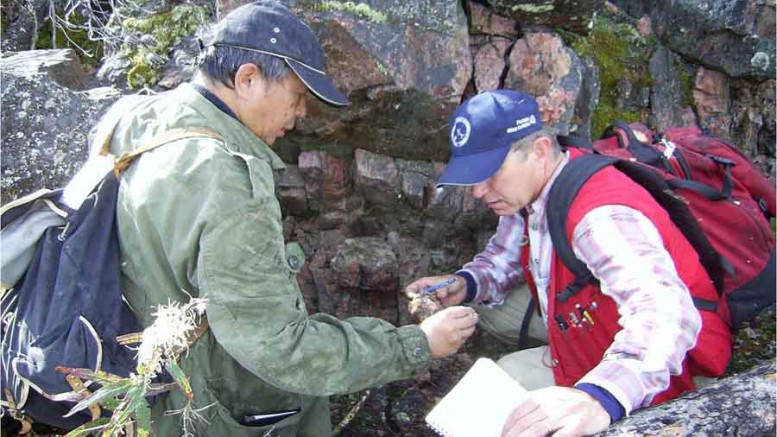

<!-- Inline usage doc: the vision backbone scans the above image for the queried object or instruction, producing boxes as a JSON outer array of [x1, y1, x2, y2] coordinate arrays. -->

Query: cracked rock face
[[1, 50, 120, 203], [614, 0, 776, 80], [483, 0, 605, 33]]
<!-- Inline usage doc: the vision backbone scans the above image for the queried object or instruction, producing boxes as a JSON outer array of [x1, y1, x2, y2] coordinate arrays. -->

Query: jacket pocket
[[202, 382, 302, 436], [213, 403, 301, 436]]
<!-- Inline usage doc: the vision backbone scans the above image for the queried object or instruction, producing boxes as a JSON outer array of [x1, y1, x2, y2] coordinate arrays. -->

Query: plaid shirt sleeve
[[458, 214, 526, 306], [572, 205, 702, 415]]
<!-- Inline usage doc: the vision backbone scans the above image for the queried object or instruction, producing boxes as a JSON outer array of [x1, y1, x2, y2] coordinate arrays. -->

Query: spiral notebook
[[425, 357, 528, 437]]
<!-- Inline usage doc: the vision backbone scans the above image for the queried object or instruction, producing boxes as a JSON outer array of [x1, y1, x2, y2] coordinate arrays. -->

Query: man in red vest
[[407, 90, 731, 436]]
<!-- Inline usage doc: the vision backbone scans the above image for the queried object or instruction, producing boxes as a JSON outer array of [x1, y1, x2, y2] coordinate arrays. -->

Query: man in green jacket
[[95, 1, 479, 435]]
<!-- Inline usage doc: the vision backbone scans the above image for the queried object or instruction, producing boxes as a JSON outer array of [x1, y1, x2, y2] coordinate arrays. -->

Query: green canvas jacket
[[100, 84, 431, 436]]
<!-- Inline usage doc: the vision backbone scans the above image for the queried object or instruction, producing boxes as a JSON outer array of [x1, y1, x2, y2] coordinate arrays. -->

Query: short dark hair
[[197, 44, 292, 88]]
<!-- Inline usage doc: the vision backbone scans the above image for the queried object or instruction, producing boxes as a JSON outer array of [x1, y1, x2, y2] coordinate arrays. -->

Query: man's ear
[[531, 135, 553, 160], [234, 63, 262, 99]]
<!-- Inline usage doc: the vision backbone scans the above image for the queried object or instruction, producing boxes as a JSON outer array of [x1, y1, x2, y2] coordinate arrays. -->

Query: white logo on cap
[[451, 116, 471, 148], [506, 115, 537, 134]]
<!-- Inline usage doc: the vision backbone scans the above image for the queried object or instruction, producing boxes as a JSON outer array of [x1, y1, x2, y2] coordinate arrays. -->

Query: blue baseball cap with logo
[[436, 90, 543, 187]]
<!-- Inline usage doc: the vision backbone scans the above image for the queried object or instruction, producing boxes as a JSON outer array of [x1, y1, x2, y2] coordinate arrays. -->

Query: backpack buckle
[[3, 388, 33, 434], [57, 222, 71, 242], [659, 138, 677, 159], [706, 154, 735, 167]]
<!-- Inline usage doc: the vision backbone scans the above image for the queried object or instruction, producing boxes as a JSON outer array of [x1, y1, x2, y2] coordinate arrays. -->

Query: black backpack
[[0, 127, 219, 431]]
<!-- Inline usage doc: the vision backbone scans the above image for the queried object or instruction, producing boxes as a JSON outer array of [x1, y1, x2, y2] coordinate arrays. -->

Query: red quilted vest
[[522, 154, 732, 405]]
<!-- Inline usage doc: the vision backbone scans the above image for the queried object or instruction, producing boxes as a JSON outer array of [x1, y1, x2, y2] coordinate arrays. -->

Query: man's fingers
[[458, 325, 476, 343], [443, 305, 475, 318], [404, 283, 425, 296], [523, 420, 554, 437], [502, 399, 540, 435], [445, 307, 479, 330], [553, 421, 584, 437]]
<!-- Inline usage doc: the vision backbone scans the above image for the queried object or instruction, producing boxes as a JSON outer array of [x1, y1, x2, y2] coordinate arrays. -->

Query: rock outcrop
[[2, 1, 775, 435], [0, 49, 120, 204]]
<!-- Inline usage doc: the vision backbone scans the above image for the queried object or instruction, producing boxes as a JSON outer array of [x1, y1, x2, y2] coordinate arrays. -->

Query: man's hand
[[419, 306, 478, 359], [405, 275, 467, 307], [502, 386, 611, 437]]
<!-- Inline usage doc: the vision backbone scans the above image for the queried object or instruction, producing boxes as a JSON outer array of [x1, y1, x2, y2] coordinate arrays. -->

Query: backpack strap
[[112, 127, 222, 178], [603, 121, 675, 175], [546, 153, 726, 309], [546, 154, 616, 302], [557, 134, 594, 151], [2, 388, 33, 434], [108, 128, 220, 349], [517, 298, 536, 350], [62, 129, 220, 416], [665, 154, 734, 201], [89, 99, 222, 177], [610, 160, 726, 293]]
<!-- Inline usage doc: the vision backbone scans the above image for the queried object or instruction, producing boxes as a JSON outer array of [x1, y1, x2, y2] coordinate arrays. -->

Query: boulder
[[0, 0, 49, 52], [648, 46, 695, 132], [613, 0, 776, 80], [277, 0, 471, 161], [505, 32, 583, 134], [600, 359, 776, 436], [1, 49, 120, 204]]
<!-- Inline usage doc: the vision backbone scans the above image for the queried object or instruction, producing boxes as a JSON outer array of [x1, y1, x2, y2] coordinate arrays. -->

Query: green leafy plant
[[59, 297, 208, 437]]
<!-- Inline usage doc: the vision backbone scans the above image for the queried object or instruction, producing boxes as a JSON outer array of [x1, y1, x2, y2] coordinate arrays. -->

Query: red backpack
[[550, 121, 776, 328]]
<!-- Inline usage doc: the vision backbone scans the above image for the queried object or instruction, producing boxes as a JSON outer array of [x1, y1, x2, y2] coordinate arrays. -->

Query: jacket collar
[[176, 83, 286, 171]]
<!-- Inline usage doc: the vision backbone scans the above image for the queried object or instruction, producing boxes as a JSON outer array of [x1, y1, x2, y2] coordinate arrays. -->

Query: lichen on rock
[[120, 4, 210, 89]]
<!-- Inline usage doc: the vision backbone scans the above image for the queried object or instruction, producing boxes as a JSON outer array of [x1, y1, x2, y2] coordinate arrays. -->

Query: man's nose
[[472, 182, 487, 199], [296, 98, 307, 118]]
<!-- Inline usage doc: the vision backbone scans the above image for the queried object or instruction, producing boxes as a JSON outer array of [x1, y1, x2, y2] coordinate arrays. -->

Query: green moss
[[590, 106, 642, 139], [311, 0, 456, 33], [125, 51, 162, 90], [569, 14, 654, 137], [678, 66, 694, 107], [728, 306, 776, 375], [319, 1, 387, 23], [121, 4, 209, 89], [35, 11, 103, 67]]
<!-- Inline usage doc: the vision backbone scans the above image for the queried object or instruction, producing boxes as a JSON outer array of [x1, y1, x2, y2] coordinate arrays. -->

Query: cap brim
[[436, 145, 511, 188], [287, 59, 349, 107]]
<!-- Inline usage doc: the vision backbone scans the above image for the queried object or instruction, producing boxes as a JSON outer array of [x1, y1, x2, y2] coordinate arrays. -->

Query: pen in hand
[[418, 277, 457, 296]]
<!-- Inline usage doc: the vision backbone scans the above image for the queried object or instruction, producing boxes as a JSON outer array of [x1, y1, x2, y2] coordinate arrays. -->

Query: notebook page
[[425, 357, 528, 437]]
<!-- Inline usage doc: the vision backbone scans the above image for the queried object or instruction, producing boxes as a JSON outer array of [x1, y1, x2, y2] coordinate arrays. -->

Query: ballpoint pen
[[576, 303, 595, 325], [418, 277, 458, 296]]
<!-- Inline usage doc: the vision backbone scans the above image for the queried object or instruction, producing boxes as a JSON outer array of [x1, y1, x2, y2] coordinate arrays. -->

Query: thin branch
[[332, 389, 372, 436]]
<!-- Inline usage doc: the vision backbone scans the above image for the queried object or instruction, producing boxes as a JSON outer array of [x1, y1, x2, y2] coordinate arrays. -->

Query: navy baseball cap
[[437, 90, 543, 187], [209, 0, 349, 106]]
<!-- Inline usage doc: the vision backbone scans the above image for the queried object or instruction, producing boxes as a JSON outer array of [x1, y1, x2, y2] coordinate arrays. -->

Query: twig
[[332, 389, 372, 436]]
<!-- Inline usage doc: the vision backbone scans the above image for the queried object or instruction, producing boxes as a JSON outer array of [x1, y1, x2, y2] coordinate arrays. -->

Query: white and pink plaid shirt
[[460, 152, 702, 414]]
